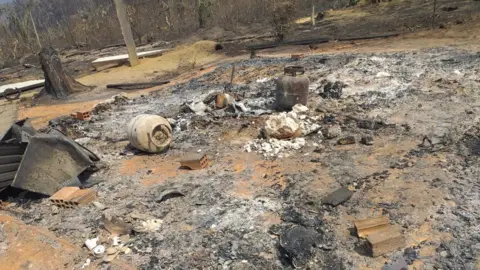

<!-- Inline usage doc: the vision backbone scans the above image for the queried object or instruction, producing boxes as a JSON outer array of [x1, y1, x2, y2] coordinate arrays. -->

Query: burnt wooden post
[[114, 0, 139, 66], [311, 0, 316, 26], [39, 46, 91, 99]]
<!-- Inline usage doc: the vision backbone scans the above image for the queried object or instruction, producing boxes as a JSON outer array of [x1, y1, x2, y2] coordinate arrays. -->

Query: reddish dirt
[[0, 214, 135, 270]]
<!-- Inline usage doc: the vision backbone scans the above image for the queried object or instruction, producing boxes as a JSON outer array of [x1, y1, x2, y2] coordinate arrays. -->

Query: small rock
[[322, 125, 342, 139], [322, 187, 353, 206], [107, 247, 118, 255], [381, 255, 408, 270], [75, 137, 91, 145], [85, 237, 99, 250], [265, 113, 300, 139], [186, 101, 210, 115], [92, 201, 106, 210], [321, 81, 344, 99], [440, 251, 448, 257], [337, 136, 355, 145], [81, 259, 91, 269], [280, 226, 319, 267], [292, 104, 309, 115], [360, 136, 374, 145], [167, 118, 177, 126], [376, 71, 391, 78]]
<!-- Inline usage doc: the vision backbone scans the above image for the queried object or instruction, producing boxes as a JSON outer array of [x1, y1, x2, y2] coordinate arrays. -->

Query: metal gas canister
[[127, 114, 173, 153], [275, 65, 310, 110]]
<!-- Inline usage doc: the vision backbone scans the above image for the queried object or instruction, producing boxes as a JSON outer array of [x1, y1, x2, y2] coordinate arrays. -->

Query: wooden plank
[[0, 80, 45, 95], [366, 225, 405, 257], [91, 50, 166, 68], [354, 216, 390, 238]]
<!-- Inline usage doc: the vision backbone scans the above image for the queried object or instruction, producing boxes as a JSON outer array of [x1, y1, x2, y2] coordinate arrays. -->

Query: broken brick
[[180, 154, 209, 170], [354, 216, 390, 238], [366, 225, 405, 257], [71, 111, 91, 121], [337, 136, 356, 145], [50, 187, 97, 208]]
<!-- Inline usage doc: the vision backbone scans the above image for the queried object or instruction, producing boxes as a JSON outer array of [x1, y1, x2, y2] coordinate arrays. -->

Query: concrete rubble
[[244, 137, 306, 158], [264, 113, 300, 139]]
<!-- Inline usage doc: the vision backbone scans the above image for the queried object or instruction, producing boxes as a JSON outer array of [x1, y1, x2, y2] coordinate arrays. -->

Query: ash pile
[[2, 48, 480, 269]]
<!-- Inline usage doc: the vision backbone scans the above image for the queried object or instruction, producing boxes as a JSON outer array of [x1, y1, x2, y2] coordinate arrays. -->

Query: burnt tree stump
[[39, 46, 92, 99]]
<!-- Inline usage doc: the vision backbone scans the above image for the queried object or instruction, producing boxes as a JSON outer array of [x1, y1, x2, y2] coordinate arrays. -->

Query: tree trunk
[[39, 46, 91, 99]]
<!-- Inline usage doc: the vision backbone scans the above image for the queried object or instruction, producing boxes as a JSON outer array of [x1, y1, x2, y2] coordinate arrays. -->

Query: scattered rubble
[[320, 81, 344, 99], [244, 137, 306, 158], [279, 226, 319, 267], [291, 54, 305, 61], [102, 215, 133, 236], [215, 93, 234, 109], [337, 136, 356, 145], [134, 219, 163, 233], [179, 153, 209, 170], [322, 124, 342, 139], [2, 46, 480, 269], [184, 101, 211, 115], [366, 225, 405, 257], [264, 113, 301, 139], [85, 237, 100, 251], [354, 216, 390, 238], [71, 111, 91, 121], [322, 187, 354, 206], [49, 187, 97, 208], [360, 135, 374, 145]]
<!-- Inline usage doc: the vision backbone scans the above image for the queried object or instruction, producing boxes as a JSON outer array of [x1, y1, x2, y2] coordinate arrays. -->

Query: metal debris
[[127, 114, 173, 153]]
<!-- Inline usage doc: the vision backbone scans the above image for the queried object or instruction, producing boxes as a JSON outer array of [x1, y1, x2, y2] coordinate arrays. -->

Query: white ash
[[244, 138, 306, 158]]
